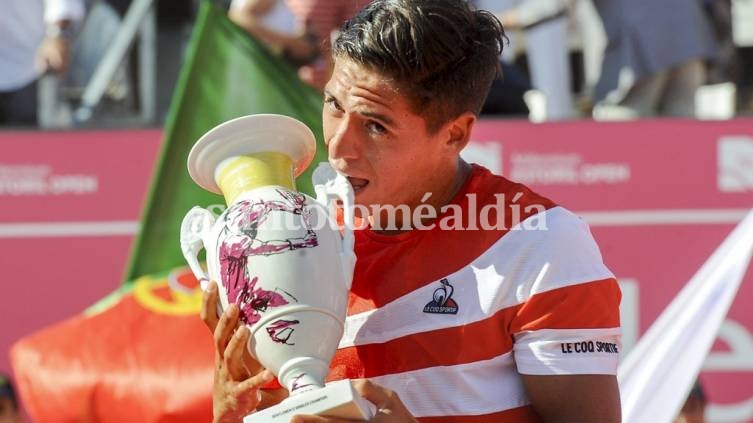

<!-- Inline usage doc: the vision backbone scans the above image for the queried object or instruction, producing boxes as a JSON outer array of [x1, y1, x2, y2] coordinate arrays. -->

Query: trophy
[[179, 114, 375, 421]]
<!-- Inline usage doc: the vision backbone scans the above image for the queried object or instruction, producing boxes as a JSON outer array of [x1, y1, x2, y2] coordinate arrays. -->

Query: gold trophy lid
[[187, 114, 317, 195]]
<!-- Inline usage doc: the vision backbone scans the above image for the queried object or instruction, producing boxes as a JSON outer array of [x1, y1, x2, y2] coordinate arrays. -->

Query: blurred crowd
[[1, 0, 752, 129]]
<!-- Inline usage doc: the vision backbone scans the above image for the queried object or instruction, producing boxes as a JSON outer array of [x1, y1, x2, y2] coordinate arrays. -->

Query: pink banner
[[2, 120, 753, 422], [0, 130, 162, 387]]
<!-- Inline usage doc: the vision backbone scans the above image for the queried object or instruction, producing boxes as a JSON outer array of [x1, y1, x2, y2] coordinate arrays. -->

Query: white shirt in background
[[230, 0, 298, 35], [0, 0, 85, 92]]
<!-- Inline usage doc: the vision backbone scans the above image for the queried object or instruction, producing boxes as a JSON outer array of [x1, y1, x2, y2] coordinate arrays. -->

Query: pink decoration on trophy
[[180, 114, 373, 422]]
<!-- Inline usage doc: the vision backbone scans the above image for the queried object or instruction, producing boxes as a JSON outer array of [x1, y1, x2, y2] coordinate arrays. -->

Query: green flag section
[[126, 0, 326, 281], [11, 2, 326, 421]]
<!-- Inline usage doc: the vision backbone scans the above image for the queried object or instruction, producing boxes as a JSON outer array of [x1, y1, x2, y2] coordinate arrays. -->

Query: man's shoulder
[[470, 164, 557, 207], [466, 164, 559, 225]]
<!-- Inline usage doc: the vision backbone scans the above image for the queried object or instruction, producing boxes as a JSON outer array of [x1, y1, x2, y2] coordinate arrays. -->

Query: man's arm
[[522, 374, 621, 422], [228, 0, 319, 65], [507, 208, 623, 422]]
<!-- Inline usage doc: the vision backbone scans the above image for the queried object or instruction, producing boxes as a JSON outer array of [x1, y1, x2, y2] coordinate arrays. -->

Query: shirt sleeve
[[513, 0, 573, 27], [44, 0, 85, 24], [509, 207, 622, 375]]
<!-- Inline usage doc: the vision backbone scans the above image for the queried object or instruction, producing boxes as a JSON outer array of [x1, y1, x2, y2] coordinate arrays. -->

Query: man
[[228, 0, 320, 68], [475, 0, 576, 120], [202, 1, 622, 421], [591, 0, 717, 118], [0, 0, 85, 126], [229, 0, 368, 91]]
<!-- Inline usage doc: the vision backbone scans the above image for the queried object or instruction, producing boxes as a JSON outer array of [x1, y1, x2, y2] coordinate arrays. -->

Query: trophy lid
[[187, 114, 317, 195]]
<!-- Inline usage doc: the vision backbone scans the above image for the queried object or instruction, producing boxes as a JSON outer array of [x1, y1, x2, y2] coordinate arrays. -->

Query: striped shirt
[[326, 165, 622, 421]]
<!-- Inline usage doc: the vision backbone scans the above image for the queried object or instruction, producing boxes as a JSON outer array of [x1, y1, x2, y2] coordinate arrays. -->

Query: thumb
[[351, 379, 392, 409]]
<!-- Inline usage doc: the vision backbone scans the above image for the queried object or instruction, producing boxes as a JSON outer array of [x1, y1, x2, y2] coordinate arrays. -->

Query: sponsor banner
[[2, 119, 753, 421], [467, 119, 753, 211], [0, 130, 161, 222], [0, 130, 161, 380]]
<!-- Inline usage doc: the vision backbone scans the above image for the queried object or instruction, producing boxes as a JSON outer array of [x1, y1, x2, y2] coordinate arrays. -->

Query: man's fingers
[[242, 345, 264, 375], [352, 379, 393, 410], [351, 380, 417, 422], [200, 282, 220, 331], [214, 303, 240, 355], [225, 325, 251, 380], [236, 369, 275, 394]]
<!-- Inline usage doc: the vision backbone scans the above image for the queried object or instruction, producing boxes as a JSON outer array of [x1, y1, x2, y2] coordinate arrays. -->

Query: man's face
[[323, 59, 457, 223]]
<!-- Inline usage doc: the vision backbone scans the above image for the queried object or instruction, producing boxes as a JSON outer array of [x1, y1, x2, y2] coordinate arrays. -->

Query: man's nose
[[327, 117, 360, 161]]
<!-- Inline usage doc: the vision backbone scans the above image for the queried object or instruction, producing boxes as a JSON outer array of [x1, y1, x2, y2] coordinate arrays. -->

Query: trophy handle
[[180, 206, 216, 291], [313, 163, 356, 289]]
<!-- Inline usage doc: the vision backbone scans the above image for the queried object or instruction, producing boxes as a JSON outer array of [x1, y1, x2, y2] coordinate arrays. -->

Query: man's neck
[[372, 159, 472, 235]]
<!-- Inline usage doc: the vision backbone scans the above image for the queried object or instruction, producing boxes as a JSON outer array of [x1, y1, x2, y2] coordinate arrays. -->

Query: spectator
[[475, 0, 577, 120], [591, 0, 718, 118], [229, 0, 320, 68], [480, 61, 532, 117], [675, 380, 708, 423], [0, 0, 85, 127], [230, 0, 367, 91], [0, 374, 20, 423]]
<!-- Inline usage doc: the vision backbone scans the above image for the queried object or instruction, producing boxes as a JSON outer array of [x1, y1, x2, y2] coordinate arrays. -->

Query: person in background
[[228, 0, 320, 68], [0, 374, 20, 423], [675, 380, 708, 423], [591, 0, 717, 118], [0, 0, 85, 126], [475, 0, 576, 120], [229, 0, 367, 91]]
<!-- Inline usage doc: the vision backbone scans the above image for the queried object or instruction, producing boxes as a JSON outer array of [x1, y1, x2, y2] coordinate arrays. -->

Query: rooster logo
[[423, 278, 458, 314]]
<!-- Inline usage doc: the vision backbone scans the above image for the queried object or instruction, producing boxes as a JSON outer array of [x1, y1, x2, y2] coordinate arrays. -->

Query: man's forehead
[[329, 59, 400, 96]]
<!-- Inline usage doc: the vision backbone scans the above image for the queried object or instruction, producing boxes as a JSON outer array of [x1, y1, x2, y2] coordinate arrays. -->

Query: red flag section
[[10, 268, 213, 423]]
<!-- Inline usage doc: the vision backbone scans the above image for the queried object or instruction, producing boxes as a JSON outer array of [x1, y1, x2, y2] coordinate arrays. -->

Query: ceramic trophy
[[179, 114, 375, 421]]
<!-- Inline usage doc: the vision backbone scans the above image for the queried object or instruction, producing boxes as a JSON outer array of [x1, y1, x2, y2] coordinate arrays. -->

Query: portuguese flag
[[10, 2, 325, 421]]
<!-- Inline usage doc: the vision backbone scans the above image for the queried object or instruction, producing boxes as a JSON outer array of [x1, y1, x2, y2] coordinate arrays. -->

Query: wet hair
[[333, 0, 505, 132]]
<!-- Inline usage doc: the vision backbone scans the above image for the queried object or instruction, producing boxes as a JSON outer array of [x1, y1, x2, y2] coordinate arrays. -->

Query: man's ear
[[445, 112, 476, 152]]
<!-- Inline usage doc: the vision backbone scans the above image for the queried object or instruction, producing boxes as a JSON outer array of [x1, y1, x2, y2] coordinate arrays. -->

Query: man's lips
[[347, 176, 369, 193]]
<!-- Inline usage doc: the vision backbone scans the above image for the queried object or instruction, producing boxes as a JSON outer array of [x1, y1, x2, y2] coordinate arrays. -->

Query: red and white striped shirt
[[326, 165, 622, 422]]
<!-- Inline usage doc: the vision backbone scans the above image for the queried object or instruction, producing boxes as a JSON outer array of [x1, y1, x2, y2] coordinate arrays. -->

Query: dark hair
[[333, 0, 505, 132]]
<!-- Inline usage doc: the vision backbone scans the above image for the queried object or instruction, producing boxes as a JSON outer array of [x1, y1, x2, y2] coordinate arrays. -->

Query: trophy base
[[243, 379, 376, 422]]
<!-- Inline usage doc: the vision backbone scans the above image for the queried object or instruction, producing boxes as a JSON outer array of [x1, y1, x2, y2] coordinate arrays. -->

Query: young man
[[202, 0, 622, 421]]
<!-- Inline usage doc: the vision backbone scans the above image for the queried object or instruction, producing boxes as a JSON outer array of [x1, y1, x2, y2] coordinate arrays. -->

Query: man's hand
[[37, 36, 71, 73], [201, 283, 287, 423], [290, 379, 418, 423]]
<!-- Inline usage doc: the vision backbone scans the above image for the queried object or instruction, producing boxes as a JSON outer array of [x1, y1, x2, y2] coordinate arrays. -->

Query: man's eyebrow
[[360, 111, 395, 127], [324, 89, 396, 127]]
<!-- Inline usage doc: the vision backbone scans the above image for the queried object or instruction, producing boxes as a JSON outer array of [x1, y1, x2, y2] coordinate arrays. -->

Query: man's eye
[[324, 97, 343, 112], [366, 121, 387, 135]]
